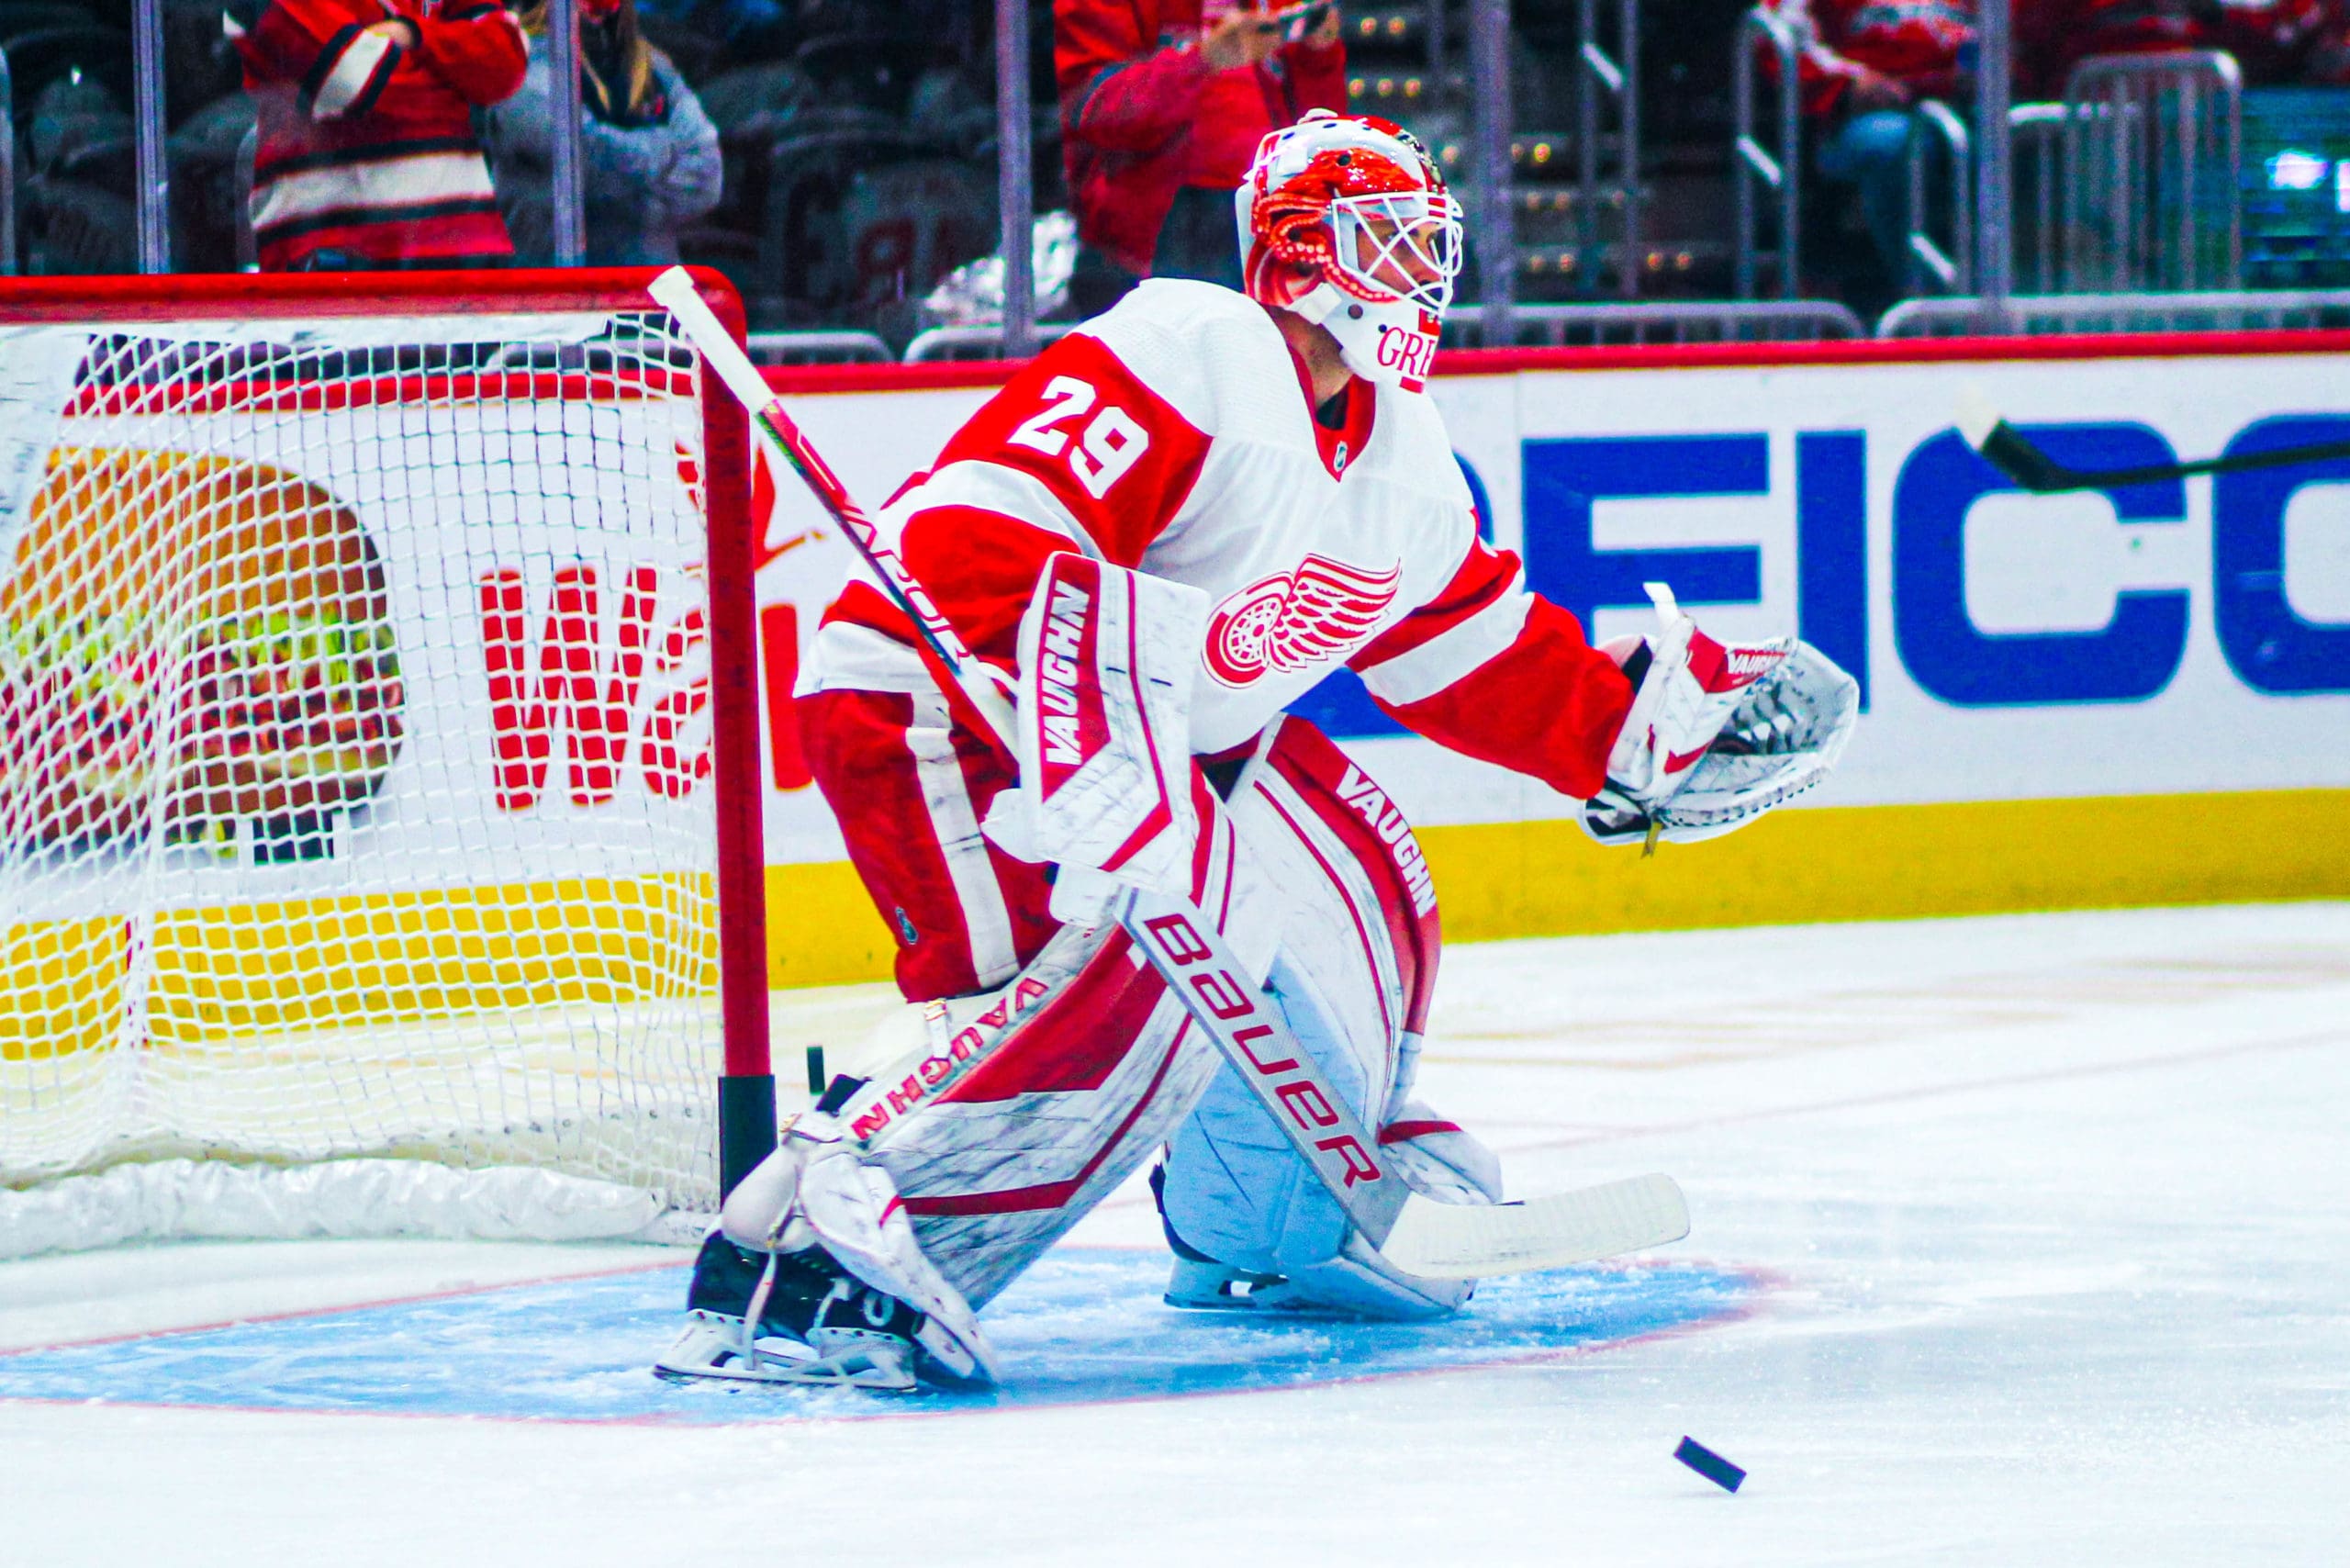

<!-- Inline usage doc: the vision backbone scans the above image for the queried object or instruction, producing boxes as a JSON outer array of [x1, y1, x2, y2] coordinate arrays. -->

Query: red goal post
[[0, 269, 774, 1253]]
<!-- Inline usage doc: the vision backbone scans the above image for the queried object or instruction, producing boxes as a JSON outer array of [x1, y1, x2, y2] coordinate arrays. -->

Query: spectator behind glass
[[2016, 0, 2350, 92], [1758, 0, 1975, 308], [2016, 0, 2210, 95], [484, 0, 722, 265], [1056, 0, 1347, 315], [232, 0, 528, 270], [2232, 0, 2350, 85]]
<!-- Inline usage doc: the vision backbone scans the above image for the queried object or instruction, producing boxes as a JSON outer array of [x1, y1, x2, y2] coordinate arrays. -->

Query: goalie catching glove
[[1583, 582, 1859, 847]]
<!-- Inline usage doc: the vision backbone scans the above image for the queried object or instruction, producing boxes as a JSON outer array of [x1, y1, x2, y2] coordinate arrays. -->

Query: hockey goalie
[[655, 110, 1857, 1391]]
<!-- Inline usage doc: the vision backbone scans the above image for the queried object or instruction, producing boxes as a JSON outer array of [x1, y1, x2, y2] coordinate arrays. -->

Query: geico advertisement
[[751, 346, 2350, 859]]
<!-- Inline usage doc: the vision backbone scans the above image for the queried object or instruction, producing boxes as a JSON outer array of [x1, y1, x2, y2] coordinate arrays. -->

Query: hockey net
[[0, 272, 768, 1256]]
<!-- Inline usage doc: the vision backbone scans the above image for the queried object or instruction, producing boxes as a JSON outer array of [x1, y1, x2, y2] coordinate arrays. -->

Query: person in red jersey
[[1763, 0, 1976, 116], [653, 112, 1855, 1393], [2207, 0, 2350, 84], [1056, 0, 1347, 312], [233, 0, 528, 270], [2016, 0, 2350, 91]]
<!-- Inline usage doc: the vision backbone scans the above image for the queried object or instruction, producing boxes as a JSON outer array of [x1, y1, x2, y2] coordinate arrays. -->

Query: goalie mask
[[1236, 108, 1461, 392]]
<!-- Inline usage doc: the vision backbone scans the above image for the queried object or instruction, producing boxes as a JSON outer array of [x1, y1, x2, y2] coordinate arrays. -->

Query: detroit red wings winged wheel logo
[[1205, 554, 1402, 688]]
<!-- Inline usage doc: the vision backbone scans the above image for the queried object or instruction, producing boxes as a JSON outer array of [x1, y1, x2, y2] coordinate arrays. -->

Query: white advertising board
[[749, 340, 2350, 862]]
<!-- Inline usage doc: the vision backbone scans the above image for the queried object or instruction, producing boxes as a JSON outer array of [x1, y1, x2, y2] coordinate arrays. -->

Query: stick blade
[[1978, 423, 2076, 493], [1378, 1173, 1690, 1280]]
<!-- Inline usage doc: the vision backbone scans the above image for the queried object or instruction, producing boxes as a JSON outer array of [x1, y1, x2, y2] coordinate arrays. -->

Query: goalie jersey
[[806, 280, 1635, 801]]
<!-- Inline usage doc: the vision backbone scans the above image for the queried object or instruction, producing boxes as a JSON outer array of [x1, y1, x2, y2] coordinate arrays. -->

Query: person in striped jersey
[[232, 0, 529, 270]]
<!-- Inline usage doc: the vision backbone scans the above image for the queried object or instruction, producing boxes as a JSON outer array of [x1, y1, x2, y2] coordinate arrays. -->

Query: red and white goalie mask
[[1234, 108, 1461, 392]]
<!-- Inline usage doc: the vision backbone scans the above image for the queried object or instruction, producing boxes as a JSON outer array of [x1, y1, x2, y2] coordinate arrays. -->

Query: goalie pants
[[798, 683, 1447, 1309], [797, 685, 1062, 1002]]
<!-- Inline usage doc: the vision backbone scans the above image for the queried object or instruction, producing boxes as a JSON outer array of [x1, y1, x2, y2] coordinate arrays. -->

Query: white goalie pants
[[826, 713, 1450, 1313]]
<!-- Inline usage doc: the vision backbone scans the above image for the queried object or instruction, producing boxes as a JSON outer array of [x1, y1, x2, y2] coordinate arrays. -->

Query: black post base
[[717, 1073, 778, 1201]]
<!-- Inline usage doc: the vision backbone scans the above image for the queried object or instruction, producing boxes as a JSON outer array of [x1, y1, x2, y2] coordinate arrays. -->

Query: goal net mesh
[[0, 304, 733, 1240]]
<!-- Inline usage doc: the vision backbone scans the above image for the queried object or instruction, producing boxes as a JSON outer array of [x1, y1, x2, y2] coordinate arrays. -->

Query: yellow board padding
[[0, 917, 125, 1061], [10, 789, 2342, 1059], [756, 787, 2350, 987], [1420, 787, 2350, 944], [762, 860, 900, 989], [2, 876, 718, 1059]]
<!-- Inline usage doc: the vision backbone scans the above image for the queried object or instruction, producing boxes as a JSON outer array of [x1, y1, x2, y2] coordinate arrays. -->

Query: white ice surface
[[3, 902, 2345, 1566]]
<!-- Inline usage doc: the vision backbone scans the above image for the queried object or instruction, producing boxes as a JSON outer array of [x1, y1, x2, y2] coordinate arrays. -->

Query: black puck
[[1673, 1436, 1745, 1494]]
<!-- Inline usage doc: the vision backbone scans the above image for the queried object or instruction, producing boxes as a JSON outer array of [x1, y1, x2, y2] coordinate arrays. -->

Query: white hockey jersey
[[805, 280, 1633, 799]]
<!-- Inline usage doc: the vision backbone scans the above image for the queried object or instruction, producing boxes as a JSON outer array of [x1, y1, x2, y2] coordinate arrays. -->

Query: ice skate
[[655, 1232, 970, 1392], [653, 1113, 998, 1393]]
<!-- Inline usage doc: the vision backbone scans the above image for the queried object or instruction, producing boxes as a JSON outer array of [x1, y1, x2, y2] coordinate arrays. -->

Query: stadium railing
[[1905, 101, 1972, 296], [744, 330, 895, 366], [1874, 286, 2350, 337], [2062, 51, 2244, 293], [0, 46, 14, 276], [1732, 7, 1802, 301], [1897, 54, 2241, 308], [903, 322, 1082, 363], [1576, 0, 1642, 300], [2009, 103, 2069, 294], [131, 0, 165, 271], [1468, 0, 1516, 341], [234, 126, 256, 274], [1445, 298, 1866, 347]]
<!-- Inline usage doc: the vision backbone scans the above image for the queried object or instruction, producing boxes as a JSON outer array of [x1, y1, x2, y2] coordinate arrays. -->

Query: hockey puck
[[1673, 1436, 1745, 1494], [805, 1045, 827, 1095]]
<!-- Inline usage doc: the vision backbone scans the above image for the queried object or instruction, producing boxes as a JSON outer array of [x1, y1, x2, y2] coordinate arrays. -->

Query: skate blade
[[654, 1316, 916, 1392], [1164, 1288, 1263, 1313], [652, 1343, 915, 1392], [1164, 1277, 1285, 1312], [1162, 1285, 1373, 1320]]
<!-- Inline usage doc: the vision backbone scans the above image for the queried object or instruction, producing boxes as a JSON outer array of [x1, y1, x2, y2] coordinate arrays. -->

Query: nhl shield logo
[[1204, 554, 1403, 687]]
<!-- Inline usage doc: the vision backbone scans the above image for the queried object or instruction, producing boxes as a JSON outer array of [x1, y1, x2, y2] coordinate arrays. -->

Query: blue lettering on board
[[1893, 424, 2188, 707], [2213, 415, 2350, 694]]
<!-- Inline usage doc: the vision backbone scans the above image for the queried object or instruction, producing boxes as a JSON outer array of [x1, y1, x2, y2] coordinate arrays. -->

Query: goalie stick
[[648, 267, 1689, 1280], [1958, 388, 2350, 495]]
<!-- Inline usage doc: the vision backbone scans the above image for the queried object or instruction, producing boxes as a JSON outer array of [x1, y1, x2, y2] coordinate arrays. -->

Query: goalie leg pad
[[808, 762, 1294, 1316], [831, 891, 1231, 1311], [1159, 948, 1371, 1282], [1161, 1236, 1472, 1319], [1380, 1103, 1506, 1206], [1156, 722, 1485, 1318]]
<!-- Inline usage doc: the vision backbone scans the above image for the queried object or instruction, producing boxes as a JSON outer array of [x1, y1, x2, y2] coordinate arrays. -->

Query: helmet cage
[[1323, 186, 1461, 317]]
